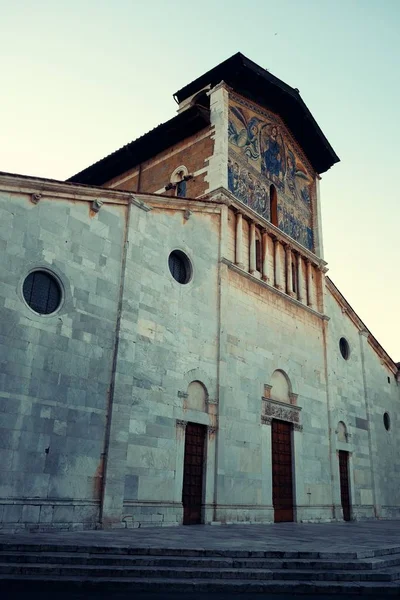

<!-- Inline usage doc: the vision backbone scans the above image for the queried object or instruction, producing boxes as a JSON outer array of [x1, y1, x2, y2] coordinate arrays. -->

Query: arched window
[[175, 169, 187, 198], [337, 421, 348, 442], [270, 184, 278, 226], [167, 165, 191, 198]]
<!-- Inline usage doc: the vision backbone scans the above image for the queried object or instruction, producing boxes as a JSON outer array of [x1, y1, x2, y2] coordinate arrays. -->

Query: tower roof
[[68, 53, 339, 186], [175, 52, 339, 174]]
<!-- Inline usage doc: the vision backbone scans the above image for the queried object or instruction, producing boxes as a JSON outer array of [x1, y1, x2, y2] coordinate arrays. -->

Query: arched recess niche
[[261, 369, 302, 430], [185, 380, 208, 412]]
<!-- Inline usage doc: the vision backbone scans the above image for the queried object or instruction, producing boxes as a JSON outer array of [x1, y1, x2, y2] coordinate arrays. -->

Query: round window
[[22, 270, 62, 315], [339, 337, 350, 360], [383, 412, 390, 431], [168, 250, 192, 284]]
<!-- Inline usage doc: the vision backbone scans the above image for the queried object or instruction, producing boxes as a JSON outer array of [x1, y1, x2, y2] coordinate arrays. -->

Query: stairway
[[1, 541, 400, 594]]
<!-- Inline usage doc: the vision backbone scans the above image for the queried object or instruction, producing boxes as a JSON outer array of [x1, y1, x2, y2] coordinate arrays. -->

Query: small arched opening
[[270, 184, 278, 227], [169, 165, 189, 198], [255, 229, 262, 272], [337, 421, 348, 443]]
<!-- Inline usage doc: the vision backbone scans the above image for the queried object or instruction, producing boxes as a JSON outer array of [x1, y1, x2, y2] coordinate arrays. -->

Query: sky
[[1, 0, 399, 359]]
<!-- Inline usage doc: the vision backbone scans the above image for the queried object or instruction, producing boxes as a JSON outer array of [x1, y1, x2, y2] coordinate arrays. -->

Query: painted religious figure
[[228, 107, 261, 160], [261, 125, 285, 188], [227, 98, 315, 251]]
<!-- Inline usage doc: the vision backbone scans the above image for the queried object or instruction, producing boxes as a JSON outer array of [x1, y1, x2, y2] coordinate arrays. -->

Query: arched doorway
[[270, 370, 294, 523], [337, 422, 351, 521], [182, 381, 208, 525]]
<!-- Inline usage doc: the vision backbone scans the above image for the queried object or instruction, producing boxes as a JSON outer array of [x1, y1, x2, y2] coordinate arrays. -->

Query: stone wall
[[0, 175, 399, 532], [0, 184, 126, 530], [325, 286, 400, 520], [101, 197, 221, 527], [215, 262, 332, 523]]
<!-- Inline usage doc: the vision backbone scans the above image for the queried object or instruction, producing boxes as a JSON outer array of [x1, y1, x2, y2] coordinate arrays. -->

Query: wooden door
[[272, 420, 294, 522], [339, 450, 351, 521], [182, 423, 206, 525]]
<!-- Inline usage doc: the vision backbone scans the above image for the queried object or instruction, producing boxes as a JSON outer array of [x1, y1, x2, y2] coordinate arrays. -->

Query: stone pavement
[[1, 520, 400, 555]]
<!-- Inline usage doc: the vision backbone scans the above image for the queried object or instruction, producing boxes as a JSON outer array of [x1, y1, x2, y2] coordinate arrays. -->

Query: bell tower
[[173, 53, 339, 258]]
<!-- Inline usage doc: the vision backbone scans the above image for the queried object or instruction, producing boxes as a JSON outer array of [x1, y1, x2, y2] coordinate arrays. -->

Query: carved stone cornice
[[222, 259, 329, 321], [0, 173, 152, 209], [176, 419, 187, 429], [207, 425, 218, 435]]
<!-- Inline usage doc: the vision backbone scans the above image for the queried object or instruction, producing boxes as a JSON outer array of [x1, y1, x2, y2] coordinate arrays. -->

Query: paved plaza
[[1, 520, 400, 556]]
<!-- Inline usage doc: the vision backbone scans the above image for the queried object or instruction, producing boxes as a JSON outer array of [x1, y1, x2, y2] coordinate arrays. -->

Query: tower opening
[[270, 184, 278, 226]]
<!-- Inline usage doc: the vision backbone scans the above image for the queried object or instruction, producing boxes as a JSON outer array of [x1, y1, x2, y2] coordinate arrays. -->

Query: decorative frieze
[[261, 397, 302, 429]]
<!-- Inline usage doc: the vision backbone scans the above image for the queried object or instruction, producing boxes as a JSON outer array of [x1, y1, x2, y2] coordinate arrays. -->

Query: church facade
[[0, 53, 399, 531]]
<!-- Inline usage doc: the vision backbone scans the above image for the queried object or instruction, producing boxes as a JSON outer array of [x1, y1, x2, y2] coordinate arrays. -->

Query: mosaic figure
[[261, 125, 285, 186], [228, 107, 261, 160], [228, 97, 315, 251]]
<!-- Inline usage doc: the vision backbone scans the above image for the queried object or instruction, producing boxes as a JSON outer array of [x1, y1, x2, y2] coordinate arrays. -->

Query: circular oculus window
[[22, 270, 62, 315], [339, 337, 350, 360], [168, 250, 192, 284]]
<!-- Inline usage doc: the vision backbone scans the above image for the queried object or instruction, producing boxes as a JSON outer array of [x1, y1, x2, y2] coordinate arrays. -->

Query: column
[[306, 260, 314, 308], [359, 331, 379, 518], [204, 425, 217, 524], [285, 244, 293, 296], [262, 231, 270, 283], [249, 222, 256, 275], [274, 239, 283, 290], [297, 254, 304, 303], [235, 213, 244, 269]]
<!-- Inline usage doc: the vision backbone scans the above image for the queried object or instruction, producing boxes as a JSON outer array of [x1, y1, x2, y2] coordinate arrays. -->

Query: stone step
[[1, 574, 400, 595], [1, 550, 400, 571], [1, 542, 399, 559], [1, 562, 399, 582]]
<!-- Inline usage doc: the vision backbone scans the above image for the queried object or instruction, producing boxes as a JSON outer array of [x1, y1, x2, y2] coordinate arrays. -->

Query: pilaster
[[306, 260, 314, 308], [261, 231, 270, 283], [205, 82, 230, 193], [235, 213, 245, 268], [274, 239, 283, 290]]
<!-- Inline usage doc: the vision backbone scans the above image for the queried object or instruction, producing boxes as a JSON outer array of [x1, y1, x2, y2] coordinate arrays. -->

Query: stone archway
[[262, 370, 301, 523]]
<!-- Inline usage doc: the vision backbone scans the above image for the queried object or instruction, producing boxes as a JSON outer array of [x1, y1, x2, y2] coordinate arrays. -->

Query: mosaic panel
[[227, 94, 315, 250]]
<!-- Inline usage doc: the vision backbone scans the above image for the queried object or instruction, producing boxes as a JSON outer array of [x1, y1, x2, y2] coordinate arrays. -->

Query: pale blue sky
[[1, 0, 399, 358]]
